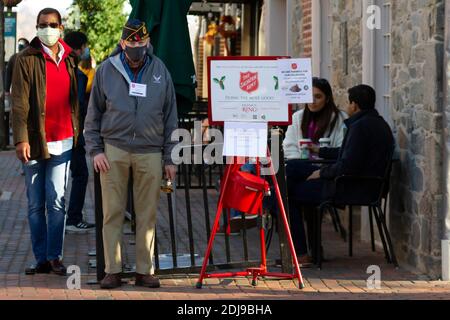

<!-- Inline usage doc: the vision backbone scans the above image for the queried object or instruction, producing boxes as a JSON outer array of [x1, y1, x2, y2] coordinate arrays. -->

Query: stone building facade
[[291, 0, 313, 58], [289, 0, 448, 278], [389, 0, 445, 278]]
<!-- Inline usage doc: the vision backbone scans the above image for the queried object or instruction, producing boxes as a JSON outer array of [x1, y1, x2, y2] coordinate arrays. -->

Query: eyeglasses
[[37, 23, 60, 29]]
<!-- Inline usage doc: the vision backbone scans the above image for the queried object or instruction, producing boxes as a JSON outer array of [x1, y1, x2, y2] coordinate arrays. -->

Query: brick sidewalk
[[1, 149, 450, 300]]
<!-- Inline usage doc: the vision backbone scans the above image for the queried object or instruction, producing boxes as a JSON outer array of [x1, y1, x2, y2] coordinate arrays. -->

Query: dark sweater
[[320, 109, 394, 180]]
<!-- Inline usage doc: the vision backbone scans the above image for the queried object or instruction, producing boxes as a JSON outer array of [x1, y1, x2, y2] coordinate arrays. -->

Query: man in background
[[64, 31, 95, 232]]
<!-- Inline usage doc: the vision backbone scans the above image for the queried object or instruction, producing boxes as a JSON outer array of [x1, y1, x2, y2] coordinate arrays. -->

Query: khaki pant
[[100, 144, 162, 275]]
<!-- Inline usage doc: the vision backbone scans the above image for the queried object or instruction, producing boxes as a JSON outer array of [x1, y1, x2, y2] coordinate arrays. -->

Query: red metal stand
[[196, 150, 305, 289]]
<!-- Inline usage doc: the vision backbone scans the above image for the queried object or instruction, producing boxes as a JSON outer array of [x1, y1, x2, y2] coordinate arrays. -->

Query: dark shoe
[[297, 255, 313, 268], [135, 273, 160, 288], [230, 216, 258, 229], [231, 213, 258, 221], [100, 273, 122, 289], [49, 259, 67, 276], [25, 261, 51, 275], [66, 220, 95, 233], [216, 225, 240, 236], [217, 217, 258, 236]]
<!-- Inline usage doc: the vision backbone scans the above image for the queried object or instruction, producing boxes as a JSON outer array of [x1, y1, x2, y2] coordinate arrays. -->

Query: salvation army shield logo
[[239, 71, 259, 94]]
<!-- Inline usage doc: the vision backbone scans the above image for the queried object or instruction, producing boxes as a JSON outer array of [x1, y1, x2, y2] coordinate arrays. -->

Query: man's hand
[[16, 142, 31, 163], [165, 165, 177, 181], [307, 170, 321, 181], [93, 153, 111, 173]]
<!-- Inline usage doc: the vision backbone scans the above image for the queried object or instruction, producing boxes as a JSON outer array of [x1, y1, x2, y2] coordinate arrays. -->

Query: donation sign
[[209, 58, 290, 124], [277, 58, 313, 104]]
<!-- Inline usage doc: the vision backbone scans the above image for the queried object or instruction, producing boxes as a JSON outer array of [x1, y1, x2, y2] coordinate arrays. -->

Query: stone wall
[[291, 0, 363, 104], [445, 0, 450, 243], [329, 0, 363, 108], [389, 0, 445, 278], [291, 0, 312, 58]]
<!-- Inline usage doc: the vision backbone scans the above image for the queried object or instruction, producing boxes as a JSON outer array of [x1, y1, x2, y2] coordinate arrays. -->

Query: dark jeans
[[286, 160, 324, 256], [24, 150, 72, 263], [286, 160, 320, 184], [67, 143, 89, 225], [288, 179, 324, 256]]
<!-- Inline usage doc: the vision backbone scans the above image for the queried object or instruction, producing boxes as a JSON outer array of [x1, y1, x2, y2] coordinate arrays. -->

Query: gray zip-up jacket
[[84, 45, 178, 164]]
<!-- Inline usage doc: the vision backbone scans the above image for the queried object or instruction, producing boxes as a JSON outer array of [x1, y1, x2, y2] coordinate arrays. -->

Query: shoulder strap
[[327, 111, 339, 138]]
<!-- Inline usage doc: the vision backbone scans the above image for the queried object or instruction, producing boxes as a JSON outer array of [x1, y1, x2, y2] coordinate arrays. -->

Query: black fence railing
[[92, 113, 292, 281]]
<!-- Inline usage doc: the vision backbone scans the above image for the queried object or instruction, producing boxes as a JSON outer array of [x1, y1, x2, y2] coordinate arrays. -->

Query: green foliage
[[66, 0, 127, 63]]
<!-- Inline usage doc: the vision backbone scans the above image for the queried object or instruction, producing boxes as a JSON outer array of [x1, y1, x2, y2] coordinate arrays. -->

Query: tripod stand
[[196, 151, 305, 289]]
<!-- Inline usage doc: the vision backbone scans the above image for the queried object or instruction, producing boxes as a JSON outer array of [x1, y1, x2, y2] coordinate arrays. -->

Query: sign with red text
[[277, 58, 313, 104], [208, 57, 291, 125]]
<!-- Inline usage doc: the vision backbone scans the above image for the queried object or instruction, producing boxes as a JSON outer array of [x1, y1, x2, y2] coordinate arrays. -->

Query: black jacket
[[320, 109, 394, 180], [76, 69, 88, 146]]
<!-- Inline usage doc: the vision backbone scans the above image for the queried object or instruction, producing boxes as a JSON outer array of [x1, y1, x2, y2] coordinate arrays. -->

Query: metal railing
[[92, 122, 292, 281]]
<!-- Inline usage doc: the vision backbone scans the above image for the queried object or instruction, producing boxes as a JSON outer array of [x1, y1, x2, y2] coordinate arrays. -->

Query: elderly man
[[85, 19, 178, 289], [12, 8, 79, 276]]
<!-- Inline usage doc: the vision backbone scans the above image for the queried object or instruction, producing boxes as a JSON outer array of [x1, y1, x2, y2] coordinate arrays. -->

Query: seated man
[[308, 84, 394, 187], [292, 84, 394, 263]]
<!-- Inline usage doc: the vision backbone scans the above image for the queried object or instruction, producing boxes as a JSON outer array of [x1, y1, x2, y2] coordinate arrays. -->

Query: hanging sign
[[277, 58, 313, 104], [208, 56, 292, 125]]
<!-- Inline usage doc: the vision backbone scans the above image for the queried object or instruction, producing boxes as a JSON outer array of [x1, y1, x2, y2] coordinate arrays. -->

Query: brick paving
[[1, 149, 450, 300]]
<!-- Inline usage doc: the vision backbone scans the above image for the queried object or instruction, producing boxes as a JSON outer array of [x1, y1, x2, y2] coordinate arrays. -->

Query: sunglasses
[[37, 22, 60, 29]]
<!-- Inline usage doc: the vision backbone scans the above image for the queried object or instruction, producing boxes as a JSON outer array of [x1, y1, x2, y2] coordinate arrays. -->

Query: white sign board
[[223, 122, 268, 158], [210, 59, 289, 123], [277, 58, 313, 104]]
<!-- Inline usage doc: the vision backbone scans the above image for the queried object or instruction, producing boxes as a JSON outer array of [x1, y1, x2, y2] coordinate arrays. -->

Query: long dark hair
[[301, 77, 340, 143]]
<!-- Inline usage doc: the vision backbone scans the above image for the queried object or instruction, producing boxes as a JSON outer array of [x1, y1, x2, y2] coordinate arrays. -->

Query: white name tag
[[129, 82, 147, 97]]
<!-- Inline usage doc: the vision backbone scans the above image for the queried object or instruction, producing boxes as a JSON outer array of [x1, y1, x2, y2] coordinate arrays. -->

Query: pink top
[[307, 120, 317, 142]]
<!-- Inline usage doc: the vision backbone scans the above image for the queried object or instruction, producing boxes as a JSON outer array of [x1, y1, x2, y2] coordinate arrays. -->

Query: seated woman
[[283, 77, 348, 265]]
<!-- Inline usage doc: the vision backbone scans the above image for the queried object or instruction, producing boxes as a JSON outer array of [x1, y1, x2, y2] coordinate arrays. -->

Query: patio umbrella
[[129, 0, 196, 115]]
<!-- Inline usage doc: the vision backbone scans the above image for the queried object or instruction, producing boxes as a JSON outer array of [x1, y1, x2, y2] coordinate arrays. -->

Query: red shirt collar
[[40, 38, 73, 61]]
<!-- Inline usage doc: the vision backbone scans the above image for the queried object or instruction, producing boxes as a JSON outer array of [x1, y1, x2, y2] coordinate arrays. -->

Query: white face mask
[[37, 27, 60, 47]]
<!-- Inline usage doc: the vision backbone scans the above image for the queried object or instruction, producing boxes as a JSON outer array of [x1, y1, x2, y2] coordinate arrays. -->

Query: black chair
[[315, 148, 398, 269]]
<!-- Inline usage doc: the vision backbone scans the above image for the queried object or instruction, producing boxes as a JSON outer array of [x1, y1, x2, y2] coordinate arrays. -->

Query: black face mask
[[125, 45, 146, 62]]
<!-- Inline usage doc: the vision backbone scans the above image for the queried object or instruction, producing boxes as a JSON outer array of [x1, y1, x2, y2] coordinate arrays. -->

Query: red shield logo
[[240, 72, 259, 94]]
